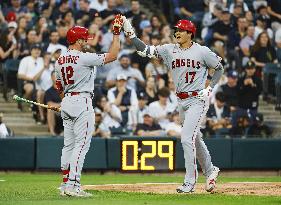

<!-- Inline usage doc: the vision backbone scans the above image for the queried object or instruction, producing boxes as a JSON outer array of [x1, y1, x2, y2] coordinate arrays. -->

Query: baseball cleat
[[205, 166, 220, 192], [59, 183, 67, 196], [65, 186, 92, 197], [176, 183, 195, 193]]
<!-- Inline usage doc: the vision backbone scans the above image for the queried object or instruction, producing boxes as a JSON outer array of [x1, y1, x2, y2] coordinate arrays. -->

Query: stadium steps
[[0, 94, 50, 136], [258, 99, 281, 137]]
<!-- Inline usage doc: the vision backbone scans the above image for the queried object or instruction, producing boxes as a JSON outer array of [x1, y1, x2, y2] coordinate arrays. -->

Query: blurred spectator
[[160, 24, 174, 44], [87, 23, 102, 52], [57, 21, 69, 46], [234, 61, 262, 125], [0, 113, 13, 138], [212, 8, 233, 61], [0, 29, 17, 63], [145, 58, 168, 88], [75, 0, 97, 27], [230, 115, 250, 137], [267, 0, 281, 31], [61, 10, 75, 28], [93, 108, 111, 138], [139, 20, 152, 36], [96, 95, 122, 129], [206, 92, 231, 137], [44, 71, 63, 136], [256, 5, 271, 28], [275, 28, 281, 62], [217, 70, 239, 112], [229, 0, 249, 14], [125, 0, 146, 34], [115, 0, 129, 14], [150, 15, 162, 36], [179, 0, 205, 32], [100, 0, 119, 27], [35, 16, 49, 43], [107, 73, 138, 126], [128, 91, 149, 130], [46, 30, 67, 54], [134, 111, 165, 137], [51, 0, 70, 25], [254, 15, 273, 40], [230, 3, 244, 27], [167, 78, 177, 107], [17, 43, 43, 100], [165, 111, 182, 137], [2, 0, 27, 17], [148, 87, 176, 128], [247, 113, 272, 138], [16, 16, 27, 41], [245, 10, 254, 26], [144, 76, 158, 104], [90, 0, 108, 12], [18, 29, 38, 58], [250, 31, 277, 77], [100, 25, 125, 52], [239, 25, 255, 62], [105, 54, 145, 90]]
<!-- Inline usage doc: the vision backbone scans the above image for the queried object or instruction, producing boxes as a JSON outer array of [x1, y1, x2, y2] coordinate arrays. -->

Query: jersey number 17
[[61, 66, 74, 85], [185, 71, 196, 84]]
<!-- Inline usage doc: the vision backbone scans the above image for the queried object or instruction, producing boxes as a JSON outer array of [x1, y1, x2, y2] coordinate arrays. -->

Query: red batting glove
[[112, 14, 124, 35]]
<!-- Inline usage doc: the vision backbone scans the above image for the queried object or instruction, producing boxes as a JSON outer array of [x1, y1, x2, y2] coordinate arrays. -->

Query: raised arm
[[122, 16, 157, 58]]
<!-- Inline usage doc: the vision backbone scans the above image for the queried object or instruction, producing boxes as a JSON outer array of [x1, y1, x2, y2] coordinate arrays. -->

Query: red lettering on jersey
[[58, 55, 79, 65], [176, 59, 180, 67], [181, 59, 185, 67], [186, 59, 190, 67]]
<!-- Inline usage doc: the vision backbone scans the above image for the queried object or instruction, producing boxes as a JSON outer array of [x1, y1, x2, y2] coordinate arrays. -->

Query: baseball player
[[55, 15, 123, 197], [122, 17, 223, 193]]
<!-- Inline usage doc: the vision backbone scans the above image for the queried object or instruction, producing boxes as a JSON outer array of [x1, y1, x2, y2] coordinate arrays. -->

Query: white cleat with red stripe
[[205, 166, 220, 192], [176, 183, 195, 193]]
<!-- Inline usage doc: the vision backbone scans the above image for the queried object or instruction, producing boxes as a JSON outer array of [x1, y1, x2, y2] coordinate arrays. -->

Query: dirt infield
[[83, 182, 281, 196]]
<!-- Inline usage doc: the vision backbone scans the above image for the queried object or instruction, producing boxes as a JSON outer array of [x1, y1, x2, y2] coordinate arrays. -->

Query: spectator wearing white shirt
[[165, 111, 182, 138], [107, 73, 138, 126], [89, 0, 108, 12], [46, 30, 67, 54], [148, 87, 177, 129], [106, 54, 145, 90]]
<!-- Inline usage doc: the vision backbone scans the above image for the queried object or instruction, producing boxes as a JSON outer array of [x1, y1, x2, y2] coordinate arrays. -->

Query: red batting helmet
[[66, 26, 89, 44], [174, 20, 196, 37]]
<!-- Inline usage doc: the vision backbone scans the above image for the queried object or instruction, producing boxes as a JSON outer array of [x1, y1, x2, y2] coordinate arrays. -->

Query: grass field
[[0, 172, 281, 205]]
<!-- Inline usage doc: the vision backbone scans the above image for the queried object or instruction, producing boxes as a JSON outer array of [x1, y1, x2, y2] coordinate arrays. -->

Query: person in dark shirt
[[247, 113, 272, 138], [250, 31, 278, 77], [267, 0, 281, 31], [233, 61, 262, 126], [74, 0, 98, 27], [217, 70, 239, 113], [134, 111, 165, 136], [125, 0, 146, 34], [100, 0, 120, 27], [44, 71, 63, 136], [50, 0, 71, 25]]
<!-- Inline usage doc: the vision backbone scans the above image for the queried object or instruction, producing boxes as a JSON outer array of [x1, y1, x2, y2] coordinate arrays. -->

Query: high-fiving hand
[[121, 16, 136, 39], [112, 14, 124, 35]]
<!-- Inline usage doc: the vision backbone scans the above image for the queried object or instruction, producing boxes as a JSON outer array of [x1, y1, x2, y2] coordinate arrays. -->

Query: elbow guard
[[55, 80, 63, 93], [137, 45, 157, 58]]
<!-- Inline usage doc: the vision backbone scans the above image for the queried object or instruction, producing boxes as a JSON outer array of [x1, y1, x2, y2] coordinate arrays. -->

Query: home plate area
[[83, 182, 281, 196]]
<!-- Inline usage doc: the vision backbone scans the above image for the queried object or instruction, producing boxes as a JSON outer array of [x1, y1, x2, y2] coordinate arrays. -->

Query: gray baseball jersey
[[55, 49, 106, 93], [155, 42, 220, 93]]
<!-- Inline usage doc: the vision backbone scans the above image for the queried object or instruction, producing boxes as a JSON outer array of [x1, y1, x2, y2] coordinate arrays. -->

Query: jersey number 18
[[61, 66, 74, 85]]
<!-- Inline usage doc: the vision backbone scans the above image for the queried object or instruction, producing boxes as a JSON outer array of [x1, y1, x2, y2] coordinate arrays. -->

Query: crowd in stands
[[0, 0, 280, 138]]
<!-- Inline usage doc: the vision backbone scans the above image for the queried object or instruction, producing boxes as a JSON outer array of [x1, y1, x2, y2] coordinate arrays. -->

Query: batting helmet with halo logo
[[66, 26, 89, 44], [174, 19, 196, 37]]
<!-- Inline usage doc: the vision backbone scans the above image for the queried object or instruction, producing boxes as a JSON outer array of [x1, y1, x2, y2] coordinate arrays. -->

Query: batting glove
[[112, 14, 124, 35], [121, 16, 136, 39], [197, 86, 212, 99]]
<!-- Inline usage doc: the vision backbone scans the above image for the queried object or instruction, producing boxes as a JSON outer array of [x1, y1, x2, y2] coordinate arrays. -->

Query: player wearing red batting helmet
[[174, 19, 196, 38], [66, 26, 89, 45]]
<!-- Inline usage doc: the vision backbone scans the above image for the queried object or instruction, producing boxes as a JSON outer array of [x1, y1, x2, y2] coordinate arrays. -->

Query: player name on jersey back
[[58, 55, 80, 65]]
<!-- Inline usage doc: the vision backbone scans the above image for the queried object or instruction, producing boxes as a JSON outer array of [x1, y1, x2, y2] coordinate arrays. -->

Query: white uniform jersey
[[55, 49, 105, 93], [155, 42, 220, 93]]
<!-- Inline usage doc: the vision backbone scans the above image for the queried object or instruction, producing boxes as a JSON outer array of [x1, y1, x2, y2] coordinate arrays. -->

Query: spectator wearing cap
[[267, 0, 281, 31], [148, 87, 177, 129], [212, 8, 233, 62], [44, 71, 63, 136], [46, 30, 67, 54], [106, 54, 145, 91], [254, 15, 273, 40], [229, 0, 249, 14], [206, 92, 231, 138], [247, 113, 272, 138], [256, 5, 271, 28], [75, 0, 98, 27], [139, 20, 152, 36], [250, 31, 277, 77], [229, 3, 244, 27], [217, 70, 239, 113], [165, 111, 182, 138], [107, 73, 138, 126], [128, 91, 149, 130], [234, 61, 262, 125], [134, 111, 165, 137]]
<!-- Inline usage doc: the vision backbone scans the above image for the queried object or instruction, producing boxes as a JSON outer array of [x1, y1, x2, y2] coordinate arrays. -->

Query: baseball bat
[[13, 95, 61, 112]]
